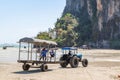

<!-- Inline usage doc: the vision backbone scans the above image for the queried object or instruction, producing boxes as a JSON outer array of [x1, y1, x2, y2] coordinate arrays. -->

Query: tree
[[37, 32, 51, 40], [55, 13, 78, 47]]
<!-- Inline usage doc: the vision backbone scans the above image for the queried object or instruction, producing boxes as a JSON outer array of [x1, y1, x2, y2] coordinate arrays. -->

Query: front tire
[[70, 56, 79, 68], [82, 59, 88, 67]]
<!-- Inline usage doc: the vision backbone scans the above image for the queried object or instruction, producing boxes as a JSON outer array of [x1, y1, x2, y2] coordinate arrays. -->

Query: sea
[[0, 47, 19, 63], [0, 47, 63, 63]]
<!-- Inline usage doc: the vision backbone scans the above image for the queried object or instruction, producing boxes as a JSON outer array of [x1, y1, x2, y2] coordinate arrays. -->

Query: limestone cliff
[[62, 0, 120, 48]]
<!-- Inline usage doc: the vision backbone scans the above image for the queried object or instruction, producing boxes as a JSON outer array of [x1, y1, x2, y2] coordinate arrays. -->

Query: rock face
[[63, 0, 120, 48]]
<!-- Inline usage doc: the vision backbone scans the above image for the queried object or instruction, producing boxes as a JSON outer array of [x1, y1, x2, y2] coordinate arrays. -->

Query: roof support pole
[[30, 43, 33, 60], [27, 43, 30, 60], [36, 46, 37, 61], [18, 42, 21, 60], [40, 44, 41, 53], [54, 45, 56, 62], [38, 44, 41, 61]]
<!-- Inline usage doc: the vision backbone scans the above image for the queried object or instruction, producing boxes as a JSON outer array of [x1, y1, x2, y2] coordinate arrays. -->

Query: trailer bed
[[17, 60, 65, 64]]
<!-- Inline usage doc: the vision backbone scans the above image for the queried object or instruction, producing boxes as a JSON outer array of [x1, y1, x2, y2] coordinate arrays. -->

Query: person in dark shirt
[[49, 49, 55, 61], [40, 48, 48, 61]]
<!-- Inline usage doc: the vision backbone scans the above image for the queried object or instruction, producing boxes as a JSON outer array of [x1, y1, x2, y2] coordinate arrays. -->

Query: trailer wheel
[[82, 59, 88, 67], [22, 64, 30, 71], [70, 56, 79, 68], [60, 57, 68, 68], [41, 64, 48, 72]]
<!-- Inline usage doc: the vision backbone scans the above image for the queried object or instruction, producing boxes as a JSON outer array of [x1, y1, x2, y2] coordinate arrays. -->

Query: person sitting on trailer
[[49, 49, 55, 61], [39, 48, 48, 61]]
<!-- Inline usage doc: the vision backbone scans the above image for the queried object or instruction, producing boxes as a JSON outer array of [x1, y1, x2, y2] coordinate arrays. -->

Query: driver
[[68, 50, 72, 55]]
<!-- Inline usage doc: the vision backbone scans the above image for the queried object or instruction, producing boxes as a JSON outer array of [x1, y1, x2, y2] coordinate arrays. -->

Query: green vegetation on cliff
[[37, 32, 52, 40], [55, 13, 78, 47]]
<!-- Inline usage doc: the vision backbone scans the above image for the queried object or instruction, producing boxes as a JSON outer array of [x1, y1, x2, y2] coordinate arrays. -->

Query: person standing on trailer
[[40, 48, 48, 61], [49, 49, 55, 61]]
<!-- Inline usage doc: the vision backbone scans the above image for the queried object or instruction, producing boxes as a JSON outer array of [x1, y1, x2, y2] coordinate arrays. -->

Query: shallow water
[[0, 48, 63, 63], [0, 48, 19, 63]]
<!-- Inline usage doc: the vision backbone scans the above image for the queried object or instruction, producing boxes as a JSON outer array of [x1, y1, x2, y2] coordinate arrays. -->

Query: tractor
[[60, 47, 88, 68]]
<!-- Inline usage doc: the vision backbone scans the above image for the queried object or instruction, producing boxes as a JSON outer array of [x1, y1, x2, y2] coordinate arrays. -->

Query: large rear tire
[[82, 59, 88, 67], [22, 64, 30, 71], [60, 57, 68, 68], [70, 56, 79, 68]]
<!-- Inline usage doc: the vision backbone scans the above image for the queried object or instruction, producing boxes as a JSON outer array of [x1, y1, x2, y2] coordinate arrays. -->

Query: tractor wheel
[[70, 56, 79, 68], [22, 64, 30, 71], [82, 59, 88, 67], [60, 57, 68, 68], [41, 64, 48, 72]]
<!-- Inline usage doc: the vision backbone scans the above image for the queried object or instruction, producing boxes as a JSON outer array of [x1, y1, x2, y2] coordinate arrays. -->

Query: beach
[[0, 48, 120, 80]]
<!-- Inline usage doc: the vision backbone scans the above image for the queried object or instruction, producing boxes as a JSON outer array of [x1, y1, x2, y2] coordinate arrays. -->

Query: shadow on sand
[[13, 69, 53, 74], [59, 66, 83, 69]]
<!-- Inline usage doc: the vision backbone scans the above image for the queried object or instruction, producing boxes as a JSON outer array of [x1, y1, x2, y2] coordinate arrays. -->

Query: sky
[[0, 0, 66, 44]]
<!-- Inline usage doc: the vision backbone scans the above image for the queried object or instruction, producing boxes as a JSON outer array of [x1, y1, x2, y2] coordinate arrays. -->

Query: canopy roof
[[19, 37, 57, 45], [62, 47, 78, 50]]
